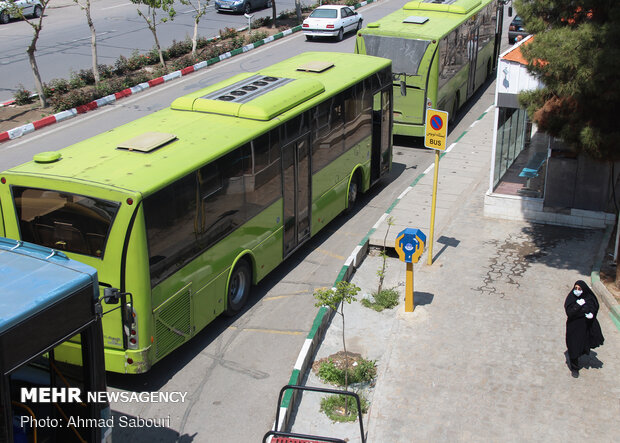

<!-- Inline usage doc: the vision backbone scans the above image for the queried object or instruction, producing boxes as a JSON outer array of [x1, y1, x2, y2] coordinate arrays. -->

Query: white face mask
[[573, 289, 583, 297]]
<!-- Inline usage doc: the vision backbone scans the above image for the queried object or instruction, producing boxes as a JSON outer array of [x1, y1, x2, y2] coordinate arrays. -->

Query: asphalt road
[[0, 1, 515, 441], [0, 0, 300, 102]]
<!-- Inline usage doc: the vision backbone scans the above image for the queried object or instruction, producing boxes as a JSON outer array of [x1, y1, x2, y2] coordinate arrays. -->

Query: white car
[[0, 0, 42, 24], [302, 5, 363, 42]]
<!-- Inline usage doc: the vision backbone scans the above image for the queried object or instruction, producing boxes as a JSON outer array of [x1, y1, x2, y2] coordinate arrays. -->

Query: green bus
[[0, 52, 393, 374], [355, 0, 504, 137]]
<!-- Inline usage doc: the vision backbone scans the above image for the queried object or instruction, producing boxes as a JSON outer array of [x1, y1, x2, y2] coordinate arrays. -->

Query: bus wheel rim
[[230, 271, 247, 304], [348, 180, 358, 206]]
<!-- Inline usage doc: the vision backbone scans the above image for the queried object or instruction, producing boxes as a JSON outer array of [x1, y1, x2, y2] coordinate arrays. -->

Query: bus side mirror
[[400, 80, 407, 96], [103, 287, 120, 304], [508, 6, 512, 17]]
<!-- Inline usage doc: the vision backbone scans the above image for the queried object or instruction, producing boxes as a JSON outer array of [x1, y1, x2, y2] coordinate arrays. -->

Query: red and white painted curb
[[0, 25, 301, 143]]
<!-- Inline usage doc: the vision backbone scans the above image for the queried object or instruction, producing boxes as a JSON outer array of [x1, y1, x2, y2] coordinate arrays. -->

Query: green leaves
[[515, 0, 620, 160], [313, 281, 360, 312]]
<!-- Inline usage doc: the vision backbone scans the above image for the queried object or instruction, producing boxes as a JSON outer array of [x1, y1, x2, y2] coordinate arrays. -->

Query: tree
[[131, 0, 176, 67], [515, 0, 620, 161], [515, 0, 620, 286], [11, 0, 51, 107], [74, 0, 100, 85], [179, 0, 209, 56], [314, 281, 360, 413]]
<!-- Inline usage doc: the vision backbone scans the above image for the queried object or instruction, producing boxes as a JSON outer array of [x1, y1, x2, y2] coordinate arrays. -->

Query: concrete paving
[[287, 105, 620, 442]]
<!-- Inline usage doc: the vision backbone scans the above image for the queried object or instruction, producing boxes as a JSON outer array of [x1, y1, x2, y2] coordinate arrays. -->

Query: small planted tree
[[74, 0, 99, 85], [131, 0, 176, 67], [10, 0, 52, 107], [314, 281, 360, 415], [179, 0, 209, 56]]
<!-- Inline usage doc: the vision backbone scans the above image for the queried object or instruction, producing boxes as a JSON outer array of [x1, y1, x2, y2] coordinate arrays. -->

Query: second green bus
[[355, 0, 504, 137]]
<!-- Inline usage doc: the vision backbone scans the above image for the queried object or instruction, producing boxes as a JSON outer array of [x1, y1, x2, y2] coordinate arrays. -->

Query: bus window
[[144, 173, 200, 286], [12, 187, 119, 258], [362, 35, 430, 76]]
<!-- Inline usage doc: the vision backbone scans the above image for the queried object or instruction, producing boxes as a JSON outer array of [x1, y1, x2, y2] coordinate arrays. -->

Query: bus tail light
[[1, 177, 5, 184]]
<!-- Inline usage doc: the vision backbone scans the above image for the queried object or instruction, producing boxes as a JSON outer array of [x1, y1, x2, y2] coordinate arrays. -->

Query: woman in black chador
[[564, 280, 604, 373]]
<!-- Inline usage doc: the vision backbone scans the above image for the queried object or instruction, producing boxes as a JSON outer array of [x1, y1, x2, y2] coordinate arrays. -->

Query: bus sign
[[425, 109, 448, 150]]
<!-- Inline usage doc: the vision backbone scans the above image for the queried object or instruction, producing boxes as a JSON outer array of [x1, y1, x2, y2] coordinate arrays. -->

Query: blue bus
[[0, 237, 111, 443]]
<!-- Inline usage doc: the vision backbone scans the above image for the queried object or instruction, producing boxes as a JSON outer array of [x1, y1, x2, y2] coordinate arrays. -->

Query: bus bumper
[[393, 121, 424, 137], [54, 341, 152, 374]]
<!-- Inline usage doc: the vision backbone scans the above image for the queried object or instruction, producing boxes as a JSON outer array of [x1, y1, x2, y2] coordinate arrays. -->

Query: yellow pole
[[427, 150, 440, 265], [405, 262, 414, 312]]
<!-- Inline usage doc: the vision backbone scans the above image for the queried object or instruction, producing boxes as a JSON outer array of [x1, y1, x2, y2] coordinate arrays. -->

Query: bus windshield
[[362, 35, 430, 75], [12, 186, 120, 258]]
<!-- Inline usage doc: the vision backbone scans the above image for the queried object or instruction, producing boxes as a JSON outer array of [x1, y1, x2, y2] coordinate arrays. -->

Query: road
[[0, 0, 299, 102], [0, 1, 515, 441]]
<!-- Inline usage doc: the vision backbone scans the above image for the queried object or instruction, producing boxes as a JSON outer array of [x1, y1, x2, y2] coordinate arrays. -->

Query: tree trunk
[[340, 307, 350, 415], [85, 1, 100, 85], [27, 28, 46, 107], [295, 0, 301, 24], [149, 9, 165, 68], [271, 0, 277, 29], [192, 17, 199, 55]]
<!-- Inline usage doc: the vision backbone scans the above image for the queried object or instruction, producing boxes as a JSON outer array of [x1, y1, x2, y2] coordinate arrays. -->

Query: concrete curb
[[273, 237, 370, 434], [590, 224, 620, 331], [272, 104, 495, 435], [0, 0, 379, 143]]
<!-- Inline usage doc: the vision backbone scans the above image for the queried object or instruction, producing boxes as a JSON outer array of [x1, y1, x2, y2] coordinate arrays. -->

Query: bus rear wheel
[[225, 260, 251, 316], [346, 173, 360, 212]]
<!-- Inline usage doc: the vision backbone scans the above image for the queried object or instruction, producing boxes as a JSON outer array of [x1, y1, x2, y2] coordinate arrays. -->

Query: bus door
[[282, 134, 311, 257], [371, 89, 392, 184], [466, 27, 480, 98]]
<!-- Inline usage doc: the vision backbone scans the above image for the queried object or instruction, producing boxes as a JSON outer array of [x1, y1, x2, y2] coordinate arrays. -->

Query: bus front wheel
[[225, 260, 251, 316]]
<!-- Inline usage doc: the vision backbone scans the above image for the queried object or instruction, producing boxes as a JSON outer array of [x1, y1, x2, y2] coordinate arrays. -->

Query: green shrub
[[320, 393, 368, 423], [13, 85, 33, 105], [69, 71, 87, 89], [317, 357, 376, 386], [247, 31, 269, 44], [42, 78, 70, 98], [219, 27, 238, 39], [167, 39, 192, 58], [345, 0, 358, 6], [48, 88, 95, 113], [251, 16, 270, 27], [361, 288, 400, 312]]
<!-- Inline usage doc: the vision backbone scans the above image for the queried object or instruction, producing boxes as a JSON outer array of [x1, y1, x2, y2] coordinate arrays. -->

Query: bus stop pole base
[[405, 262, 414, 312]]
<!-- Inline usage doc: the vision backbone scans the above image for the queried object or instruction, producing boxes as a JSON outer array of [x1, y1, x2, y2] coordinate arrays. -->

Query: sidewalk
[[287, 107, 620, 441]]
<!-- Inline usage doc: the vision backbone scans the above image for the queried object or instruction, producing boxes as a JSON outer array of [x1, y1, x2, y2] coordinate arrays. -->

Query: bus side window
[[144, 173, 199, 284], [248, 132, 281, 218]]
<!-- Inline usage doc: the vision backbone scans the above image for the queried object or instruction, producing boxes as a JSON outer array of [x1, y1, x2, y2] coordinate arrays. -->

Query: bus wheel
[[450, 94, 459, 125], [346, 173, 360, 212], [486, 59, 492, 80], [225, 260, 251, 316]]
